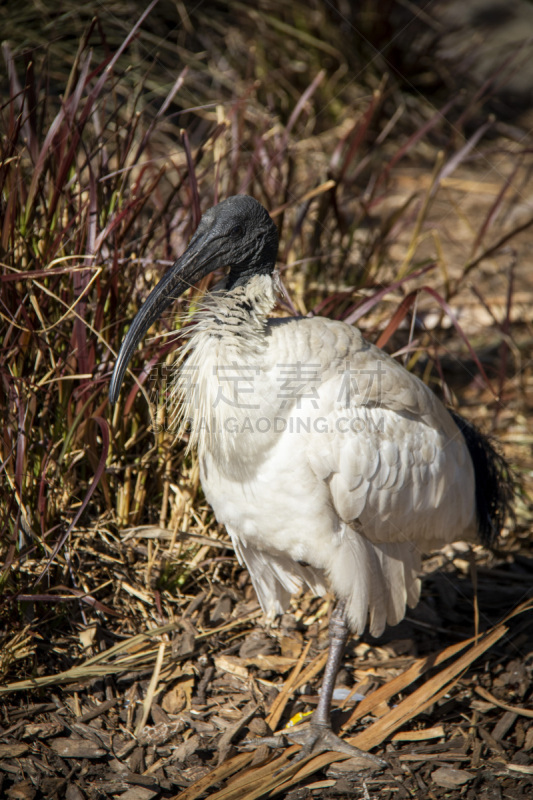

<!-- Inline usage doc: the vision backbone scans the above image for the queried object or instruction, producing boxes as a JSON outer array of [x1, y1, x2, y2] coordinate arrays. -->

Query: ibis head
[[109, 195, 278, 404]]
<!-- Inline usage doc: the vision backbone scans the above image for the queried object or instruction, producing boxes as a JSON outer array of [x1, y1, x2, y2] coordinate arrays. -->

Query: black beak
[[109, 228, 217, 404]]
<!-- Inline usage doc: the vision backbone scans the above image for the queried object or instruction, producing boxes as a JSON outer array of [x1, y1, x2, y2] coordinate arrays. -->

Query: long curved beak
[[109, 230, 215, 404]]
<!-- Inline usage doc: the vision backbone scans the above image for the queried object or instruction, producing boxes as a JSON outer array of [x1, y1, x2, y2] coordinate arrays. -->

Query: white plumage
[[172, 273, 476, 637]]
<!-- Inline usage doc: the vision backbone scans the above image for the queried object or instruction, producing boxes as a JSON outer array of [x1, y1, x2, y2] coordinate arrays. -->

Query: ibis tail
[[448, 410, 515, 546]]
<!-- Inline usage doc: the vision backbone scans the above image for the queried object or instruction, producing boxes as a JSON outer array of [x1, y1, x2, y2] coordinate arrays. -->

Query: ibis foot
[[279, 600, 385, 767], [243, 602, 386, 766], [286, 722, 386, 766]]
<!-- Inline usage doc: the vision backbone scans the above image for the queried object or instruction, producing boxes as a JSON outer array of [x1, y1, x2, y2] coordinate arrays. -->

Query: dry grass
[[0, 2, 532, 798]]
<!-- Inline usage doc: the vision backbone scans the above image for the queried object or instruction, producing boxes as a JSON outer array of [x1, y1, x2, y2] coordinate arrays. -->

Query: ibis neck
[[203, 272, 278, 329], [170, 273, 279, 467]]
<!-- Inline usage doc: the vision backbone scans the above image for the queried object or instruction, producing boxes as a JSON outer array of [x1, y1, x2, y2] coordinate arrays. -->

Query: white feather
[[170, 273, 476, 636]]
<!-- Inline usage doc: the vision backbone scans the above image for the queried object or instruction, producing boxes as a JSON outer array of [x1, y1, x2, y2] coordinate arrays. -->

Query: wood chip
[[161, 672, 195, 714], [492, 710, 518, 741], [431, 767, 475, 788], [115, 789, 158, 800], [326, 755, 384, 777], [305, 779, 336, 789], [506, 763, 533, 775], [478, 726, 507, 756], [22, 720, 64, 739], [171, 733, 200, 763], [471, 738, 483, 768], [49, 737, 107, 758], [244, 654, 295, 672], [76, 697, 117, 723], [399, 752, 469, 763], [5, 780, 37, 800], [65, 786, 85, 800], [279, 635, 303, 660], [0, 743, 29, 757], [136, 719, 186, 746], [217, 701, 258, 765], [214, 655, 249, 679], [392, 726, 445, 742]]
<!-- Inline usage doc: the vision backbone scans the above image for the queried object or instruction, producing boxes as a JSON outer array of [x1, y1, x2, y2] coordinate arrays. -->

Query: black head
[[109, 195, 278, 403], [195, 195, 278, 288]]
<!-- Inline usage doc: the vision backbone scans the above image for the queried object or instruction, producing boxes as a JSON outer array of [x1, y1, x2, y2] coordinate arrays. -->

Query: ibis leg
[[313, 600, 349, 727], [287, 601, 385, 766]]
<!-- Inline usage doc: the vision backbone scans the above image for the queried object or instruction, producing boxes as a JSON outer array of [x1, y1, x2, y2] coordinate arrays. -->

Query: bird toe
[[286, 722, 386, 767]]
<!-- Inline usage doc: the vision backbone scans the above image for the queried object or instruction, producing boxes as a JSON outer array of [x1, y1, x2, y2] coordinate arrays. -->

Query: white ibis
[[109, 195, 513, 763]]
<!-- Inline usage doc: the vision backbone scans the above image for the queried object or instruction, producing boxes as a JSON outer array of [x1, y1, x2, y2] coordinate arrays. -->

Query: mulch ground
[[1, 527, 531, 800]]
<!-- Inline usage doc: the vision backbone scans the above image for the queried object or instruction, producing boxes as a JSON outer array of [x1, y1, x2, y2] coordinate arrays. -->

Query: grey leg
[[286, 600, 385, 765], [313, 600, 349, 727]]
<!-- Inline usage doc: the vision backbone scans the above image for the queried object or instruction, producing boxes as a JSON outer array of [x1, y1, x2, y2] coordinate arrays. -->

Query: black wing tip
[[449, 410, 516, 547]]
